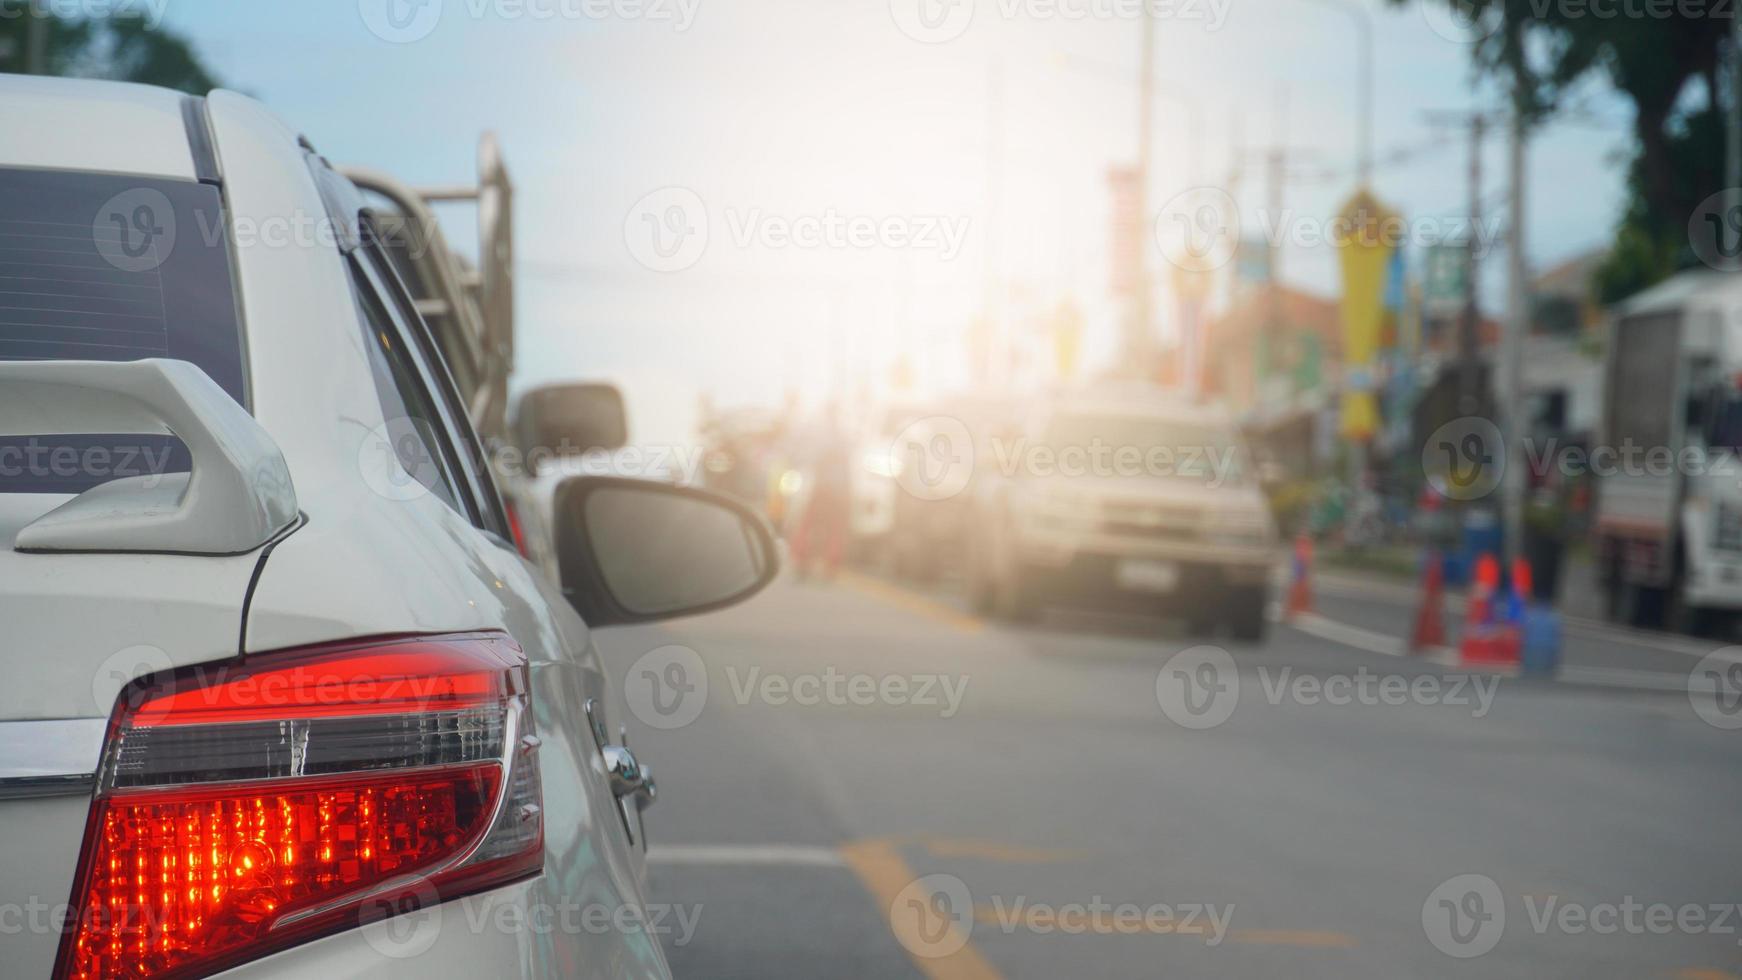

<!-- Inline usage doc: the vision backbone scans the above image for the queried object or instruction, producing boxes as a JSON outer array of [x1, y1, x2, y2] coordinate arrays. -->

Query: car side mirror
[[553, 476, 779, 626], [512, 383, 628, 475]]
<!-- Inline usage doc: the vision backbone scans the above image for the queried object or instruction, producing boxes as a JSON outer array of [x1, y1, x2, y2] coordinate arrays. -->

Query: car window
[[352, 229, 509, 539], [0, 167, 245, 493], [349, 262, 471, 519]]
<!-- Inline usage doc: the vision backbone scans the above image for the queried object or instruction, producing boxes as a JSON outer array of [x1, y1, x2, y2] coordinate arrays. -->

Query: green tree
[[1394, 1, 1730, 300], [0, 2, 219, 94]]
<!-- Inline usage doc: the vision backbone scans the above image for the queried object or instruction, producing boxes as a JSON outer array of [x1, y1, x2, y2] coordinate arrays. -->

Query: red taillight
[[58, 634, 544, 980]]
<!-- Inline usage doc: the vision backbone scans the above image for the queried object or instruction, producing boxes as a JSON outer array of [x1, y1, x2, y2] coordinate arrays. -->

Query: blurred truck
[[1596, 270, 1742, 632]]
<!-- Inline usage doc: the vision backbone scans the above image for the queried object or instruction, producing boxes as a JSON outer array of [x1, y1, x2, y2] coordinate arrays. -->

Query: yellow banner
[[1334, 190, 1398, 442]]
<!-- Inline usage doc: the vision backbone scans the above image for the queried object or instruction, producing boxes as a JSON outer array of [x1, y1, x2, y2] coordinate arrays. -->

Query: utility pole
[[1425, 110, 1490, 416], [1500, 112, 1529, 570], [1265, 114, 1286, 384], [1131, 8, 1157, 378]]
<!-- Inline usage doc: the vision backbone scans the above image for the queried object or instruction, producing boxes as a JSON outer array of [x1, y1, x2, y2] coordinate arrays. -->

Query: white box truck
[[1597, 270, 1742, 631]]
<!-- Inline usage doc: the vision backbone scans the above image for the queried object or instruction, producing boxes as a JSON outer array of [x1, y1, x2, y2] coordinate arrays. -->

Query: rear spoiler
[[1, 359, 298, 555]]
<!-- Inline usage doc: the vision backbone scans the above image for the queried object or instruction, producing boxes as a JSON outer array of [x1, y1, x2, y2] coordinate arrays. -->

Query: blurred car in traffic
[[883, 392, 1018, 583], [847, 397, 934, 566], [966, 387, 1277, 639]]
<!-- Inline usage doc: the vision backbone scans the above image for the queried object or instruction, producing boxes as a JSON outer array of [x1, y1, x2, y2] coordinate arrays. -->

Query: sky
[[153, 0, 1634, 444]]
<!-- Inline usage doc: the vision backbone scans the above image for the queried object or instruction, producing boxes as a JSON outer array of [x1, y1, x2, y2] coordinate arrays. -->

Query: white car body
[[0, 76, 669, 979]]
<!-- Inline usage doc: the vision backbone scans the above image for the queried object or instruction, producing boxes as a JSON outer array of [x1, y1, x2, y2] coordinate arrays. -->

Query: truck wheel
[[1620, 583, 1666, 630], [1665, 587, 1713, 637], [1226, 587, 1269, 644]]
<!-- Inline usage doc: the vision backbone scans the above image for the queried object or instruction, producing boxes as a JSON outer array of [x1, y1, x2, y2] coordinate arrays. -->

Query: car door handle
[[601, 744, 656, 809]]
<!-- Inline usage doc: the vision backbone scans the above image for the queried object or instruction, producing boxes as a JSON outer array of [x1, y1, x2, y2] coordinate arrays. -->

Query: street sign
[[1423, 242, 1467, 314]]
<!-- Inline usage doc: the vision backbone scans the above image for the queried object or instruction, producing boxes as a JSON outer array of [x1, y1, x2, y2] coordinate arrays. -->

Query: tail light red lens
[[57, 633, 544, 980]]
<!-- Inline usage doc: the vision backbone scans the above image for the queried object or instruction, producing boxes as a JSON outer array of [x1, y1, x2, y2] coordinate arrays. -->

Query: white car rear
[[0, 76, 773, 980]]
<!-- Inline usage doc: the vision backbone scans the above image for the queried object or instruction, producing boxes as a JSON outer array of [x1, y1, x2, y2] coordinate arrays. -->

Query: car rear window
[[0, 167, 246, 494]]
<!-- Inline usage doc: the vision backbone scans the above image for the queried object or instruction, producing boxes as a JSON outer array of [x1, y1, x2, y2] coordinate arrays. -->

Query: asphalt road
[[592, 568, 1742, 979]]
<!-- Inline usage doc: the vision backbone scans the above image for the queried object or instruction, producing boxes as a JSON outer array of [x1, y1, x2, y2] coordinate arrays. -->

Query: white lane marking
[[646, 844, 845, 868], [1314, 574, 1725, 659], [1285, 611, 1407, 658], [1294, 607, 1703, 690]]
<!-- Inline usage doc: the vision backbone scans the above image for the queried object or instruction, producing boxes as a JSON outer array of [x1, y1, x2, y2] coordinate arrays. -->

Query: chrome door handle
[[601, 744, 656, 808]]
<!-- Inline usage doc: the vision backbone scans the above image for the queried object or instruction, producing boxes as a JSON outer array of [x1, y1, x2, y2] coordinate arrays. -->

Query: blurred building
[[1203, 283, 1341, 474], [1521, 249, 1608, 444]]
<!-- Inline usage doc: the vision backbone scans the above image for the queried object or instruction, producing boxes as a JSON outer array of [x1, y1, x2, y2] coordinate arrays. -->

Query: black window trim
[[352, 218, 511, 541], [347, 255, 474, 522]]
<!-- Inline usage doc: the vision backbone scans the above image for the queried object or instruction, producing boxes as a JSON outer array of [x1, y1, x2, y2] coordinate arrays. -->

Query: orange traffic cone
[[1284, 532, 1314, 621], [1506, 556, 1533, 624], [1459, 552, 1521, 667], [1466, 553, 1500, 626], [1410, 552, 1446, 653]]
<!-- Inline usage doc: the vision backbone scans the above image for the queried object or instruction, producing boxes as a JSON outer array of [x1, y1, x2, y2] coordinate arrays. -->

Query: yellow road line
[[1675, 970, 1742, 980], [838, 571, 986, 634], [838, 838, 1005, 980], [972, 906, 1211, 936]]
